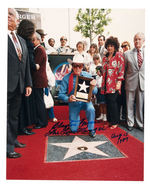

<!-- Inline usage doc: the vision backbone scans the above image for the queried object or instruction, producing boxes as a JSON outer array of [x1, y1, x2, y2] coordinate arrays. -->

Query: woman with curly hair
[[101, 36, 125, 129], [17, 19, 39, 135]]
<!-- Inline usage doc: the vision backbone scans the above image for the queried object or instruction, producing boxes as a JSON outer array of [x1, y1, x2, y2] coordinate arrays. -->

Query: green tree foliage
[[74, 8, 112, 44]]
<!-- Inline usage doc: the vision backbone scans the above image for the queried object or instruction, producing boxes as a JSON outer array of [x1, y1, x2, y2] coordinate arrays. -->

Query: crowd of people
[[7, 8, 145, 159]]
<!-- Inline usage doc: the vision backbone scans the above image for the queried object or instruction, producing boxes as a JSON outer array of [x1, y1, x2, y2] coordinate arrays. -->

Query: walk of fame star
[[78, 81, 89, 92], [49, 136, 109, 160]]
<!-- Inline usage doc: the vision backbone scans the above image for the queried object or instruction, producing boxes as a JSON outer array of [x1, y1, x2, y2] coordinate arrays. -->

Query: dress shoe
[[23, 128, 35, 135], [26, 128, 32, 131], [89, 130, 96, 138], [7, 152, 22, 158], [19, 128, 35, 135], [127, 126, 134, 131], [15, 142, 26, 148], [34, 125, 46, 129]]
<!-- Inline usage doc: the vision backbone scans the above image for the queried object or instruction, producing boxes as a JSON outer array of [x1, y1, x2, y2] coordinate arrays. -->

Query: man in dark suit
[[7, 8, 32, 158], [31, 32, 48, 129]]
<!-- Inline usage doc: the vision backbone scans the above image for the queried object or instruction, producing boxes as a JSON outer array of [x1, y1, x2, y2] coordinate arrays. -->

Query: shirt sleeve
[[117, 53, 125, 81], [92, 86, 98, 95], [58, 76, 69, 103]]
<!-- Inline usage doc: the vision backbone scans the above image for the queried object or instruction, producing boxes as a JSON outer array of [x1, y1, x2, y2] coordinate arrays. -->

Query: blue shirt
[[58, 71, 98, 103]]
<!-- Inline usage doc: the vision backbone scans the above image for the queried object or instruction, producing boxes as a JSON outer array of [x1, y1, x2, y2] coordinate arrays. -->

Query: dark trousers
[[19, 89, 37, 131], [34, 88, 48, 127], [117, 81, 127, 120], [106, 91, 120, 125], [7, 86, 22, 152]]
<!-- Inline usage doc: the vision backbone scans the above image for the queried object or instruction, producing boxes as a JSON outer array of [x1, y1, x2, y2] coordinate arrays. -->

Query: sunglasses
[[121, 44, 128, 48], [60, 38, 67, 41], [72, 64, 83, 68]]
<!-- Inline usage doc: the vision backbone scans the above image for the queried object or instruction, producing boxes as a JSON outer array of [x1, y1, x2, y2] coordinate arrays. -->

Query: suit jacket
[[32, 45, 48, 88], [124, 48, 144, 91], [8, 35, 32, 93], [99, 45, 107, 60]]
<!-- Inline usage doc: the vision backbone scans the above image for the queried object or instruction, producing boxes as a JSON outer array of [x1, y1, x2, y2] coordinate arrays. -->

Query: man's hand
[[90, 79, 97, 86], [69, 95, 77, 102], [36, 64, 40, 70], [25, 87, 32, 97]]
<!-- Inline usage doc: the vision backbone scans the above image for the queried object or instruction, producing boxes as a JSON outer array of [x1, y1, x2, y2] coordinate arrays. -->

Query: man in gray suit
[[98, 35, 107, 60], [7, 8, 32, 158], [124, 32, 145, 131]]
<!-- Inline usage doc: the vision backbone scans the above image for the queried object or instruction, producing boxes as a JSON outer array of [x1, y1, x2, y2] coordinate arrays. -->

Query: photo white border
[[1, 0, 150, 188]]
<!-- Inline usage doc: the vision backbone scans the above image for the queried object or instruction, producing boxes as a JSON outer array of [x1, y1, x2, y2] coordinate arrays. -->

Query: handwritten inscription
[[45, 119, 108, 136], [111, 132, 128, 144]]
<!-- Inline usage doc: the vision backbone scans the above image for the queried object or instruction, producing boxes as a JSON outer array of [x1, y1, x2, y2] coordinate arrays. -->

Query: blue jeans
[[48, 107, 55, 119], [69, 101, 95, 132]]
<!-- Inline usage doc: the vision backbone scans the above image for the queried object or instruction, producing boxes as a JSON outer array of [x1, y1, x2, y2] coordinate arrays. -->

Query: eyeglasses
[[60, 38, 67, 41], [121, 44, 128, 48], [72, 64, 83, 68]]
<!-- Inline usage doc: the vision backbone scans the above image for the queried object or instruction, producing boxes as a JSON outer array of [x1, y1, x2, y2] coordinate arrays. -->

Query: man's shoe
[[7, 152, 22, 158], [23, 129, 35, 135], [19, 128, 35, 135], [127, 126, 134, 131], [89, 130, 96, 138], [15, 142, 26, 148], [34, 125, 46, 129], [26, 128, 32, 131]]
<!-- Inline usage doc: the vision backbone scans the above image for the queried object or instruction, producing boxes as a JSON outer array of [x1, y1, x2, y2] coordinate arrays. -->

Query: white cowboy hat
[[67, 54, 85, 64]]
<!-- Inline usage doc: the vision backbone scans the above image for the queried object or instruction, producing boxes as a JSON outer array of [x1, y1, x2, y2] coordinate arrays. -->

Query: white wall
[[104, 9, 145, 48], [30, 8, 145, 50]]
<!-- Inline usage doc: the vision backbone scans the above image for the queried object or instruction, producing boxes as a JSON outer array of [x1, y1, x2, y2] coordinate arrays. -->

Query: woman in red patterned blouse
[[101, 36, 125, 129]]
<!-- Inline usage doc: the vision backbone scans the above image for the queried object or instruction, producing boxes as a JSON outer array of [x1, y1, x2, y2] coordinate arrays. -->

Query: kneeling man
[[58, 54, 98, 137]]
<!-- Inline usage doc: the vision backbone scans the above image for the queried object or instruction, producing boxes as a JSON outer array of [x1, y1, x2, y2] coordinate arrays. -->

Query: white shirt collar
[[135, 47, 143, 52], [8, 30, 12, 35], [34, 44, 41, 50], [99, 45, 104, 48], [8, 30, 16, 35]]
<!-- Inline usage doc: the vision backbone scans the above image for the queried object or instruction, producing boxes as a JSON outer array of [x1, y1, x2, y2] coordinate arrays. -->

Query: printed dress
[[101, 52, 125, 94]]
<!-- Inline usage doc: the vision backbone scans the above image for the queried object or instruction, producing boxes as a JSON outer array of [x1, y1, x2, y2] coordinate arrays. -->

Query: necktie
[[11, 31, 22, 61], [68, 72, 74, 94], [99, 46, 101, 53], [137, 49, 143, 68]]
